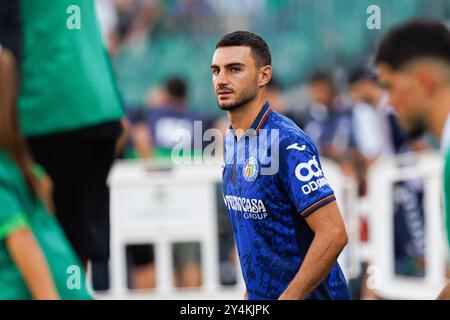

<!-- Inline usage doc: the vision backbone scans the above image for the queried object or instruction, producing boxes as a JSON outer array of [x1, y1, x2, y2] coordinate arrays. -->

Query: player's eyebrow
[[211, 62, 245, 69]]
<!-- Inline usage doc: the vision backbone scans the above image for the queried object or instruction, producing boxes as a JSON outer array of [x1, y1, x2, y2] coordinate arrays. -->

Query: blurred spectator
[[301, 72, 361, 174], [348, 65, 429, 299], [125, 76, 212, 288], [0, 2, 126, 295], [96, 0, 162, 54], [168, 0, 216, 35], [0, 48, 90, 300], [208, 0, 265, 31], [349, 66, 430, 173], [348, 66, 430, 160], [348, 67, 385, 161], [128, 76, 211, 159]]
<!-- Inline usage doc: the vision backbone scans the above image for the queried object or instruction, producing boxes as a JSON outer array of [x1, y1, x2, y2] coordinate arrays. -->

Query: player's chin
[[217, 99, 237, 111]]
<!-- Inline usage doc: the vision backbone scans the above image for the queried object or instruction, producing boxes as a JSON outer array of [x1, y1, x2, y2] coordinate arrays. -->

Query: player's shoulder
[[268, 110, 317, 151]]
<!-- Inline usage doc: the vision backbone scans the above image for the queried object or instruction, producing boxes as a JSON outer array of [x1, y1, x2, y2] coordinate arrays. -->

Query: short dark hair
[[309, 71, 333, 85], [375, 19, 450, 70], [215, 31, 271, 67], [348, 66, 377, 85], [165, 76, 187, 99]]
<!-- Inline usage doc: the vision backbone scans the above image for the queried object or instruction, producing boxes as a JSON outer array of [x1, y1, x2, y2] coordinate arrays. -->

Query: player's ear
[[259, 65, 272, 87], [415, 66, 437, 97]]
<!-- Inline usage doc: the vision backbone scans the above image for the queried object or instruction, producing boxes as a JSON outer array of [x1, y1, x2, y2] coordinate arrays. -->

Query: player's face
[[377, 63, 428, 138], [211, 46, 259, 111]]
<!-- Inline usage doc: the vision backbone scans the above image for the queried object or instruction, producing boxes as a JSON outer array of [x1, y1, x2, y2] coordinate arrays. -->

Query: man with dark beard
[[212, 31, 350, 300], [375, 19, 450, 299]]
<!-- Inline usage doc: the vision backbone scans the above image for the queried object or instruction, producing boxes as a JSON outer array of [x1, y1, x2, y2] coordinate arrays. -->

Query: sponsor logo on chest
[[223, 195, 268, 220]]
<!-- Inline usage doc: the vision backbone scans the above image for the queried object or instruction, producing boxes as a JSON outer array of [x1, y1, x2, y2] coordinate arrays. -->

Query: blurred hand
[[115, 117, 130, 156]]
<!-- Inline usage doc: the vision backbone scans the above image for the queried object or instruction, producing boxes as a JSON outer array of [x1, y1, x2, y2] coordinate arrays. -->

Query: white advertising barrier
[[102, 157, 359, 299], [106, 159, 244, 299], [368, 151, 448, 300]]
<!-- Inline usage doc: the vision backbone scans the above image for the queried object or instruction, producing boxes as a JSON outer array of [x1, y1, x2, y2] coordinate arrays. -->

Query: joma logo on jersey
[[295, 156, 330, 195], [224, 195, 268, 219]]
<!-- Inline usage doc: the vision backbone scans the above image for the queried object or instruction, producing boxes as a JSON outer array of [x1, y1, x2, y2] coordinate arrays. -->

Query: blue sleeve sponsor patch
[[278, 133, 336, 217]]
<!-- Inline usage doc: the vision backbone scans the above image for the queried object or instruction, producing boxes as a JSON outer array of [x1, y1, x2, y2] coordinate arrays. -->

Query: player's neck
[[429, 87, 450, 141], [228, 94, 267, 140]]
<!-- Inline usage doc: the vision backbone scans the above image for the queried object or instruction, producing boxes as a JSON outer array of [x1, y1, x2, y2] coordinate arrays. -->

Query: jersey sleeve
[[278, 132, 336, 218], [0, 178, 29, 240]]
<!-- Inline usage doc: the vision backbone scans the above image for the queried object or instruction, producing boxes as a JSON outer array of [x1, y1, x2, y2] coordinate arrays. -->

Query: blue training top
[[222, 101, 351, 300]]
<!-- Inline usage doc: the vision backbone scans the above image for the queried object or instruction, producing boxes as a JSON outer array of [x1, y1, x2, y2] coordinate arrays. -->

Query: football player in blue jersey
[[211, 31, 351, 300]]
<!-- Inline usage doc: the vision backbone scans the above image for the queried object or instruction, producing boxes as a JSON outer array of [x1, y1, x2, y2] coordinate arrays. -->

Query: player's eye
[[212, 68, 220, 76], [230, 66, 241, 73]]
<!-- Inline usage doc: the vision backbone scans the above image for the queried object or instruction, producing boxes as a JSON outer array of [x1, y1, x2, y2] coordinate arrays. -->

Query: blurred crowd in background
[[95, 0, 444, 180], [94, 0, 446, 162], [96, 0, 450, 110]]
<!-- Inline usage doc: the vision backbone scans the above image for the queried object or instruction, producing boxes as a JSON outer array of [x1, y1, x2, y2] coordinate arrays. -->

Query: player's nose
[[215, 70, 229, 86]]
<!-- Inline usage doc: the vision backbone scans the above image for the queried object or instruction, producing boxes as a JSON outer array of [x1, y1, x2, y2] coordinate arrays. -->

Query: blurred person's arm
[[115, 117, 130, 157], [33, 165, 55, 215], [130, 121, 154, 158], [437, 283, 450, 300], [6, 227, 59, 300], [278, 201, 348, 300], [438, 246, 450, 300]]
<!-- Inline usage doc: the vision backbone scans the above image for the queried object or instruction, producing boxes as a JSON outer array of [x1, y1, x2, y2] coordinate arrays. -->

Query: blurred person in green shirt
[[0, 48, 91, 300], [0, 0, 126, 274], [375, 19, 450, 299]]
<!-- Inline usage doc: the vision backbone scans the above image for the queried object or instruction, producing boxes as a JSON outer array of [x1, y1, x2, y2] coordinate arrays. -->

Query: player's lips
[[217, 89, 234, 96]]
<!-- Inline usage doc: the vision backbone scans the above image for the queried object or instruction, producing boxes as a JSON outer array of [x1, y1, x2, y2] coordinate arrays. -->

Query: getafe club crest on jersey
[[243, 157, 259, 182]]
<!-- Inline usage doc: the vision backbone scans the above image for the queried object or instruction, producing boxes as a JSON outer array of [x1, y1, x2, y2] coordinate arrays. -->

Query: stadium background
[[106, 0, 450, 115], [1, 0, 449, 300], [88, 0, 450, 300]]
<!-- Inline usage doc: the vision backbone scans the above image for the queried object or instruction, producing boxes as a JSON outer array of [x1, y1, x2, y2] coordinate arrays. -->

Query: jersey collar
[[250, 101, 272, 134], [228, 101, 272, 138]]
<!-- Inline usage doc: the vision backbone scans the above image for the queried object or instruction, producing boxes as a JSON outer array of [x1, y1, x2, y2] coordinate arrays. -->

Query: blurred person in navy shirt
[[127, 76, 212, 160], [349, 65, 430, 299]]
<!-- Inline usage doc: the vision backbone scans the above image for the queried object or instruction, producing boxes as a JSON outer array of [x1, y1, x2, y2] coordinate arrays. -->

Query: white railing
[[96, 151, 448, 300], [98, 157, 358, 299], [105, 160, 244, 299], [367, 151, 448, 299]]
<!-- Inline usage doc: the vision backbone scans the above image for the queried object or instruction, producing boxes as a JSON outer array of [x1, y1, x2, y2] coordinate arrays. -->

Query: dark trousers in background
[[27, 121, 122, 290]]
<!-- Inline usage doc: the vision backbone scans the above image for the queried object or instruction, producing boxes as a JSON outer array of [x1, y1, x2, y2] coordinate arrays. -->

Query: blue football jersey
[[222, 101, 351, 300]]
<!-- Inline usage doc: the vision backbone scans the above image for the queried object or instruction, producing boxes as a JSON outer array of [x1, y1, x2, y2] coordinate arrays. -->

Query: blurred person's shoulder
[[0, 150, 49, 194], [0, 150, 15, 174], [0, 150, 22, 187]]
